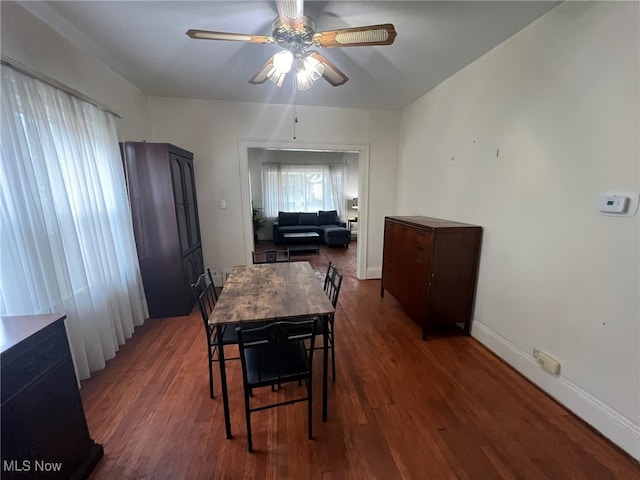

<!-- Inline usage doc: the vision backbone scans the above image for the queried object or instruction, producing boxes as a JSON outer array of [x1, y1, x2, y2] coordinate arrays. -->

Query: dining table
[[208, 261, 335, 439]]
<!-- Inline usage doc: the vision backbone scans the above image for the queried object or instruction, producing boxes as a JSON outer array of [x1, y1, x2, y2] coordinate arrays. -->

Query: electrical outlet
[[210, 268, 225, 285], [533, 348, 561, 375], [222, 269, 233, 285]]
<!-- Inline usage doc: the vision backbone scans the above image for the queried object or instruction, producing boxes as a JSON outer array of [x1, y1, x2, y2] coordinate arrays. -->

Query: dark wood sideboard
[[1, 314, 103, 479], [381, 216, 482, 339]]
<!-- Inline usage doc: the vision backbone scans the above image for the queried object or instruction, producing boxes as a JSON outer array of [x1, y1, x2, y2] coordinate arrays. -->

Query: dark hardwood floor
[[82, 239, 640, 479]]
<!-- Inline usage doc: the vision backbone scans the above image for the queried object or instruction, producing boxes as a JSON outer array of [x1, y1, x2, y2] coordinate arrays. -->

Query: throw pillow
[[318, 210, 338, 225], [298, 212, 319, 226], [278, 212, 299, 226]]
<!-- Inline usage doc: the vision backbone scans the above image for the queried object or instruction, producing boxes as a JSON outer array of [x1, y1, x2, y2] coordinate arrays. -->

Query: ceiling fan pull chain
[[292, 72, 297, 140]]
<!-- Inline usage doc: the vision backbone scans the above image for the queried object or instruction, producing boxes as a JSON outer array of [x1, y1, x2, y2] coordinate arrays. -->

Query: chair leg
[[328, 325, 336, 382], [243, 391, 254, 453], [331, 340, 336, 383], [307, 378, 313, 439], [208, 355, 214, 399]]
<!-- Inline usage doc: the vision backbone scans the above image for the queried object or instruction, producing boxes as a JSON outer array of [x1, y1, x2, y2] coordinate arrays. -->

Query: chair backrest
[[323, 262, 343, 307], [191, 268, 218, 330], [236, 320, 316, 386], [252, 249, 290, 264]]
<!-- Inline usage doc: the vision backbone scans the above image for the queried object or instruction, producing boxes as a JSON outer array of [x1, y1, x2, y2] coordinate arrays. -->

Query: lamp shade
[[272, 50, 293, 74], [296, 54, 325, 90]]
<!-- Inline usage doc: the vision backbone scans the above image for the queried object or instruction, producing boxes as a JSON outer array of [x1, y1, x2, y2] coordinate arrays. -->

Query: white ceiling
[[20, 1, 559, 110]]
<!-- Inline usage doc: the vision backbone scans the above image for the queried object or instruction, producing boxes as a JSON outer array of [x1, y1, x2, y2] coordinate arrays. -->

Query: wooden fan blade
[[249, 56, 276, 84], [308, 52, 348, 87], [276, 0, 304, 30], [186, 29, 273, 44], [314, 24, 397, 48]]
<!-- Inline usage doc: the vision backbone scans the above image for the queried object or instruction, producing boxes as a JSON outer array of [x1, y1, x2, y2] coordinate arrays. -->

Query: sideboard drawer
[[1, 325, 68, 403]]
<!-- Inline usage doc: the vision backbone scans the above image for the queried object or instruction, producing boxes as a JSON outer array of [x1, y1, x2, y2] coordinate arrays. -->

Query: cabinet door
[[170, 154, 190, 256], [429, 230, 481, 326], [382, 221, 397, 292], [395, 223, 414, 307], [383, 220, 405, 297], [193, 248, 204, 280], [182, 248, 204, 288], [182, 159, 201, 250], [183, 251, 196, 288], [411, 229, 433, 320]]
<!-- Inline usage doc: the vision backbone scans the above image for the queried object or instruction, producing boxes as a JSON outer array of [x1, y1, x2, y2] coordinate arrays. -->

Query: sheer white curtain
[[262, 163, 346, 219], [328, 164, 346, 220], [0, 65, 148, 380], [262, 163, 282, 219]]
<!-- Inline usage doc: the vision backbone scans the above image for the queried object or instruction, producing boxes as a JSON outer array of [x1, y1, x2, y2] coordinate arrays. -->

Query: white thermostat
[[597, 192, 639, 216], [600, 195, 627, 213]]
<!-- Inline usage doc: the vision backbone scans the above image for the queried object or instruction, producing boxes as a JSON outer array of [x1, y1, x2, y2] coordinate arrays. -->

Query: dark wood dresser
[[1, 314, 103, 479], [381, 216, 482, 339]]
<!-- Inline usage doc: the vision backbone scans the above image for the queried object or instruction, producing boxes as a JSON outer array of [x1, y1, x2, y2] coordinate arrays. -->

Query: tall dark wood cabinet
[[1, 314, 103, 479], [122, 142, 204, 317], [381, 216, 482, 339]]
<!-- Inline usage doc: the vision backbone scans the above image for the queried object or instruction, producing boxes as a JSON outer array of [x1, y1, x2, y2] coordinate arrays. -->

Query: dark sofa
[[273, 210, 351, 247]]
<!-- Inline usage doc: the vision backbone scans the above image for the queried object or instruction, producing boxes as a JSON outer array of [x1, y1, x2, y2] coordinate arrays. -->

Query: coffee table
[[282, 232, 320, 254]]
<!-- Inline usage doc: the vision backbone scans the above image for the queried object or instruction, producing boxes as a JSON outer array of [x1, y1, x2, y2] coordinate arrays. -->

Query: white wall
[[397, 2, 639, 459], [147, 97, 399, 278], [0, 2, 151, 140], [345, 153, 360, 235]]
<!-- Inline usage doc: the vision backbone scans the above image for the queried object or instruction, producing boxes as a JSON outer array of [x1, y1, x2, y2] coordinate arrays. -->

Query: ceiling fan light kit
[[272, 50, 294, 74], [186, 0, 397, 92], [296, 54, 325, 90]]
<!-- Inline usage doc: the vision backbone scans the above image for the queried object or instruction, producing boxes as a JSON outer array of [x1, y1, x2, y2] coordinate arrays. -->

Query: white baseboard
[[366, 267, 382, 279], [472, 321, 640, 461]]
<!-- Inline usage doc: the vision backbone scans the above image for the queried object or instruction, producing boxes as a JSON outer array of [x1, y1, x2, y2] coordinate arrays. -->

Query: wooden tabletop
[[209, 262, 334, 326]]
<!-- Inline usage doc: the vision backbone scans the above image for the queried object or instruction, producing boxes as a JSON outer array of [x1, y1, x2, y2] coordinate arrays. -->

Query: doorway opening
[[238, 140, 370, 279]]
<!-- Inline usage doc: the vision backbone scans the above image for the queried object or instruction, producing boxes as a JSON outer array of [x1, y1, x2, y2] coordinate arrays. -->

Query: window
[[1, 64, 147, 380], [262, 163, 346, 218]]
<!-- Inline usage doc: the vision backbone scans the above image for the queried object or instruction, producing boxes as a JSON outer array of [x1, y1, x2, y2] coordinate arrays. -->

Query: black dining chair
[[252, 249, 290, 264], [289, 262, 342, 382], [320, 262, 342, 382], [191, 268, 240, 399], [236, 319, 317, 453]]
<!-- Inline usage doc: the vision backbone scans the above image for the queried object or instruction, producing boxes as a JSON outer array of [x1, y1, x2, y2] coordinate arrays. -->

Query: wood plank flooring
[[81, 241, 640, 479]]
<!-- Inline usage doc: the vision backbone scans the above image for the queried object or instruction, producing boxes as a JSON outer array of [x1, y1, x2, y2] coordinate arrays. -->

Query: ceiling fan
[[186, 0, 397, 91]]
